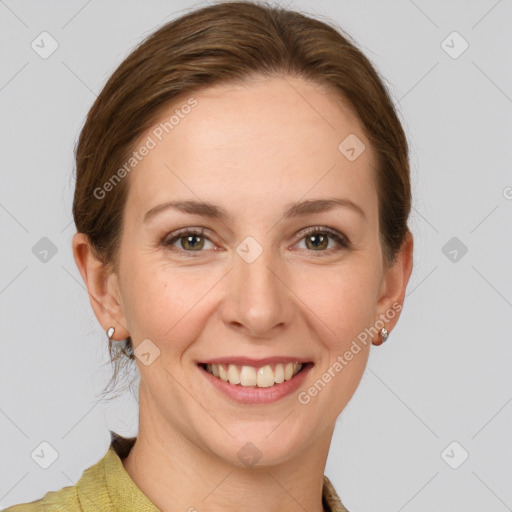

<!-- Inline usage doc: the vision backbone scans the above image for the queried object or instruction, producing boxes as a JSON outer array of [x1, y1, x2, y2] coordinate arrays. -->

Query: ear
[[374, 230, 414, 336], [72, 232, 130, 341]]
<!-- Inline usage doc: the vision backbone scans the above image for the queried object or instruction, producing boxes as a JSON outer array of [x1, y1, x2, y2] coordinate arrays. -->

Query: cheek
[[121, 260, 214, 348], [296, 260, 380, 347]]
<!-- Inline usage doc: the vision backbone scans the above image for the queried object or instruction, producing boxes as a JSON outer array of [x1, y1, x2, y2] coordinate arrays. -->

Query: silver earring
[[107, 327, 115, 339], [380, 328, 388, 343]]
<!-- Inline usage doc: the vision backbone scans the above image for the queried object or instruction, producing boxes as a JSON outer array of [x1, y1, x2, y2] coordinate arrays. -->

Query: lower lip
[[198, 363, 313, 405]]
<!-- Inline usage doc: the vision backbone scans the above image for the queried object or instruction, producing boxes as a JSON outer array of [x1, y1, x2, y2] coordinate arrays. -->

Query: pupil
[[185, 235, 202, 249], [309, 234, 326, 249]]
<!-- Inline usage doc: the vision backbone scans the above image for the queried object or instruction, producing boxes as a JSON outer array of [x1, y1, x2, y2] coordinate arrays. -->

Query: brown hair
[[72, 0, 411, 397]]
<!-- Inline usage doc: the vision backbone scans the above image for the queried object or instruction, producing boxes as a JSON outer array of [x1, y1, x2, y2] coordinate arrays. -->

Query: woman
[[6, 1, 413, 510]]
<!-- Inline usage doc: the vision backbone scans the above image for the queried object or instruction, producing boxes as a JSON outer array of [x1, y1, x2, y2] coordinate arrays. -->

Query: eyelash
[[160, 226, 350, 257]]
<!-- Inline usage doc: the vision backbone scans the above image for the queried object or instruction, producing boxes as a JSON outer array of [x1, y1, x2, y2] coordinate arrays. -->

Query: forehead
[[125, 76, 377, 221]]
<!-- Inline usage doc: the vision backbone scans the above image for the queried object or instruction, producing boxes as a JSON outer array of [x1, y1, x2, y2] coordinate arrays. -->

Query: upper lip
[[198, 356, 312, 366]]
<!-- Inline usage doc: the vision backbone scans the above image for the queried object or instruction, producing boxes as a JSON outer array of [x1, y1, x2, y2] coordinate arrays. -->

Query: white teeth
[[227, 364, 241, 385], [218, 364, 228, 382], [274, 363, 285, 383], [204, 361, 304, 387], [284, 362, 294, 380], [240, 365, 257, 386], [256, 365, 274, 388]]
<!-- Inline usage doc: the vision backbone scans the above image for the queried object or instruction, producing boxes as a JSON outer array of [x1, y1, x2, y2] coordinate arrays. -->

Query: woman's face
[[94, 76, 411, 466]]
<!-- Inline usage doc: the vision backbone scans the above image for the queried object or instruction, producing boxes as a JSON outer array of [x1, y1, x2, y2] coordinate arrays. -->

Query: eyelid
[[294, 225, 349, 242]]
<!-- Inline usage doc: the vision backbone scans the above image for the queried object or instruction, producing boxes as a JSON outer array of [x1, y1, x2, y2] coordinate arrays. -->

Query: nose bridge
[[225, 236, 290, 335]]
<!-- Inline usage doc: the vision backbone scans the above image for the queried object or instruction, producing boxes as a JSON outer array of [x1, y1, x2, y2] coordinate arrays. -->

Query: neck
[[121, 392, 334, 512]]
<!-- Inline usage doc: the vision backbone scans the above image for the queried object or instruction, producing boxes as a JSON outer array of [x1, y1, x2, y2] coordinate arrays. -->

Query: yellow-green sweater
[[5, 431, 349, 511]]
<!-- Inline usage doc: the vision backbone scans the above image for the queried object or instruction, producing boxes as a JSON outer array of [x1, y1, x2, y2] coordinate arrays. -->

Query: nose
[[221, 245, 294, 339]]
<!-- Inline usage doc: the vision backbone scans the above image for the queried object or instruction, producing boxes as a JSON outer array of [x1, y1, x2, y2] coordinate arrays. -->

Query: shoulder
[[5, 432, 142, 512], [2, 484, 80, 511], [3, 435, 121, 512]]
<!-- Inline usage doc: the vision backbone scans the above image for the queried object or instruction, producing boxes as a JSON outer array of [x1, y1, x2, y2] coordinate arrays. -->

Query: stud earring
[[372, 327, 389, 346], [107, 327, 115, 339]]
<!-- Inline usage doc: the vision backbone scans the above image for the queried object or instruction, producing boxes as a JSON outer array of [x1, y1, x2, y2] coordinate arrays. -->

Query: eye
[[161, 228, 216, 256], [294, 226, 350, 254], [161, 226, 350, 257]]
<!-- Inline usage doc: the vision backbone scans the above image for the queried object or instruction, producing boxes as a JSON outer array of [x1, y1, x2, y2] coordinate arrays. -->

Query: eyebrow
[[143, 197, 366, 223]]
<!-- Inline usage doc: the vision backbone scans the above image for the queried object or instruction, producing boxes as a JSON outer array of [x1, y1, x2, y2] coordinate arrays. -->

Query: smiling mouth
[[198, 361, 312, 388]]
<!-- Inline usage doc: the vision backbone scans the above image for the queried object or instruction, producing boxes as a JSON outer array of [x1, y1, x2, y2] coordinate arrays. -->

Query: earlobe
[[374, 230, 414, 341], [71, 232, 130, 340]]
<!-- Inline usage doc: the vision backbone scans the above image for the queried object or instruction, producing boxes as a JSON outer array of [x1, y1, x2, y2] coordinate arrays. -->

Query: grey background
[[1, 0, 511, 510]]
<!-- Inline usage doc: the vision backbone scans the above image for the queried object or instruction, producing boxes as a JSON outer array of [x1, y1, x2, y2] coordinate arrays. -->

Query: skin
[[73, 75, 413, 512]]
